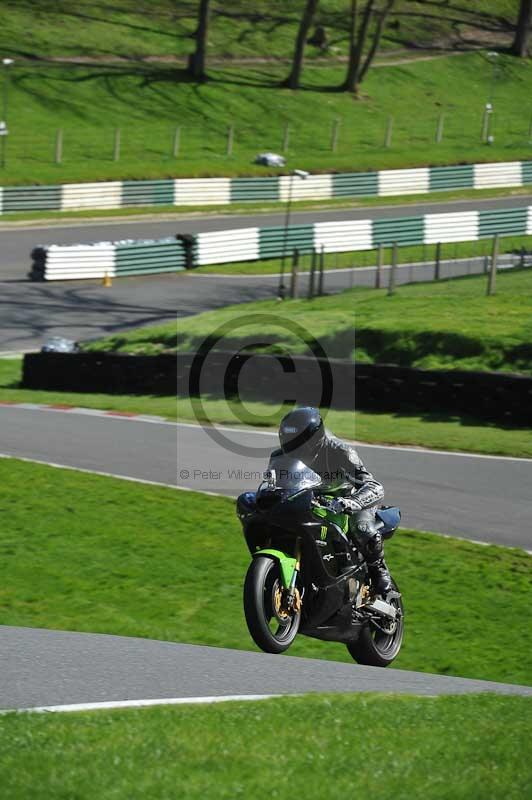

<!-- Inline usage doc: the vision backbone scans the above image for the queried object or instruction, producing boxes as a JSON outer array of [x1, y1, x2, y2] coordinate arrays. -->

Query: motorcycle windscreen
[[260, 454, 323, 500]]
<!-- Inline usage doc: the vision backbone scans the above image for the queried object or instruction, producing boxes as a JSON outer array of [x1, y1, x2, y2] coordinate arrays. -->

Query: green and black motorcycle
[[238, 453, 404, 667]]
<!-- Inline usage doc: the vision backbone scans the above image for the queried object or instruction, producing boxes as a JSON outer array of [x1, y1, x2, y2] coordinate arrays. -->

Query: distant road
[[1, 194, 531, 350], [1, 193, 531, 279]]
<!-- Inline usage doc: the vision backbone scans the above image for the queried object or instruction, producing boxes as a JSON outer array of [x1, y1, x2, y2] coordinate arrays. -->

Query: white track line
[[173, 421, 532, 464], [350, 439, 532, 464], [1, 694, 283, 715]]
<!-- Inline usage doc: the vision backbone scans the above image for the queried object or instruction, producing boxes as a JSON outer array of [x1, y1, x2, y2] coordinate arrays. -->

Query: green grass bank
[[1, 694, 531, 800], [85, 269, 532, 375], [1, 53, 532, 184], [1, 458, 530, 685], [1, 1, 517, 62]]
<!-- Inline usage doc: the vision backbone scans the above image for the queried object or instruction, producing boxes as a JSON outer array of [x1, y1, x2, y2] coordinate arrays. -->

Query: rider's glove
[[330, 497, 363, 515]]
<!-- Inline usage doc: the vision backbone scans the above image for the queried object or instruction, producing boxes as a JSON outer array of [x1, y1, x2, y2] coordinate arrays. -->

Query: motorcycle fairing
[[253, 548, 297, 589]]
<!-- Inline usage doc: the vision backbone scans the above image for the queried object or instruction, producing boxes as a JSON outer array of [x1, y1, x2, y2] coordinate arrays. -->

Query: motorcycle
[[238, 453, 404, 667]]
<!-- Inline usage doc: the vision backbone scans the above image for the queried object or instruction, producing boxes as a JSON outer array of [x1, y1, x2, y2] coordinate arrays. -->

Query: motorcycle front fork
[[285, 537, 302, 611]]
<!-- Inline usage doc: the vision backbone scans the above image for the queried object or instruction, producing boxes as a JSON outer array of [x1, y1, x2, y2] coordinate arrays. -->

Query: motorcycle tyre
[[346, 581, 404, 668], [244, 556, 301, 655]]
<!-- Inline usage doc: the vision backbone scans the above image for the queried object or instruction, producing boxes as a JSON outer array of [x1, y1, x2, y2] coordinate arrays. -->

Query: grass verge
[[84, 269, 532, 375], [1, 458, 531, 685], [2, 359, 531, 458], [1, 54, 532, 184], [1, 694, 531, 800]]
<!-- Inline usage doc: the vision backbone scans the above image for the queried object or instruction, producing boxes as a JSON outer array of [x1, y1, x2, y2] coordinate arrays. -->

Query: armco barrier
[[4, 159, 532, 215], [198, 205, 532, 263], [30, 237, 187, 281], [22, 352, 532, 424], [30, 204, 532, 280]]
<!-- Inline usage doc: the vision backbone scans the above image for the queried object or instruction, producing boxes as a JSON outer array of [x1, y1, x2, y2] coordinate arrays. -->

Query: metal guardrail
[[4, 159, 532, 215], [30, 205, 532, 281]]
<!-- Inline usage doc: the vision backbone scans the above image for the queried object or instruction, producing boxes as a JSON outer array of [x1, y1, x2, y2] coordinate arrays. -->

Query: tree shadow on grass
[[11, 62, 284, 124]]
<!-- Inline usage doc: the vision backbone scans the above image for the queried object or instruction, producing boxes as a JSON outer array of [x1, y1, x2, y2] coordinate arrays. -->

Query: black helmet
[[278, 407, 324, 458]]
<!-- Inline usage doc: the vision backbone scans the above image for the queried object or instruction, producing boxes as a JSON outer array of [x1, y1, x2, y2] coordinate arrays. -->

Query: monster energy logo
[[320, 525, 328, 540]]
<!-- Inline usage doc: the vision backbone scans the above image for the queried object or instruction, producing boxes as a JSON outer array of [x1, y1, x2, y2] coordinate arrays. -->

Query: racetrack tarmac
[[1, 407, 531, 549], [1, 626, 531, 711]]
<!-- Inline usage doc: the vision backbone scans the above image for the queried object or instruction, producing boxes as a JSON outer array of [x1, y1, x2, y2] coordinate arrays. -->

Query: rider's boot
[[366, 533, 392, 595], [367, 556, 393, 595]]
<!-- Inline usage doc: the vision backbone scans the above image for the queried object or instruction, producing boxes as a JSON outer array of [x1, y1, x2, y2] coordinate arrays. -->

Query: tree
[[188, 0, 211, 81], [341, 0, 395, 94], [511, 0, 532, 57], [282, 0, 320, 89]]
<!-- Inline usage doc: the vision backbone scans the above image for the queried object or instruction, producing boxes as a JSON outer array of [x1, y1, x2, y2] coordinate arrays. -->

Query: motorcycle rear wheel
[[346, 583, 404, 667], [243, 556, 301, 654]]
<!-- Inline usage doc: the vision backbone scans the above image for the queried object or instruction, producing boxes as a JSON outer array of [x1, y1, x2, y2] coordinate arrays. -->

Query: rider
[[273, 406, 392, 595]]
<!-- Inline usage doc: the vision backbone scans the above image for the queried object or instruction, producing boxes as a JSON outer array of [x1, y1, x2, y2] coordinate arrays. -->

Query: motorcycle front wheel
[[243, 556, 301, 654]]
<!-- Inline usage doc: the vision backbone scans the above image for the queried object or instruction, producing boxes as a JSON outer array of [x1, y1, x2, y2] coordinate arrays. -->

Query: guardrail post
[[55, 129, 63, 164], [435, 112, 445, 144], [114, 128, 121, 161], [308, 249, 317, 300], [175, 233, 196, 270], [318, 244, 325, 296], [376, 243, 384, 289], [331, 118, 340, 152], [290, 249, 299, 299], [384, 115, 393, 148], [481, 106, 492, 143], [434, 241, 441, 281], [388, 242, 398, 296], [226, 124, 234, 156], [173, 126, 181, 157], [283, 123, 290, 153], [487, 234, 499, 296]]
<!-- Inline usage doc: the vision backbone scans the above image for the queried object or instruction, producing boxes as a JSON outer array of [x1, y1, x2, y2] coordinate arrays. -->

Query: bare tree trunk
[[358, 0, 395, 84], [282, 0, 320, 89], [342, 0, 375, 93], [343, 0, 358, 92], [188, 0, 211, 81], [511, 0, 532, 57], [341, 0, 395, 94]]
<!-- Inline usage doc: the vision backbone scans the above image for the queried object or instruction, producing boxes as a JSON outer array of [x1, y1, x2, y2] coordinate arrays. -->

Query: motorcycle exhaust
[[365, 598, 397, 620]]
